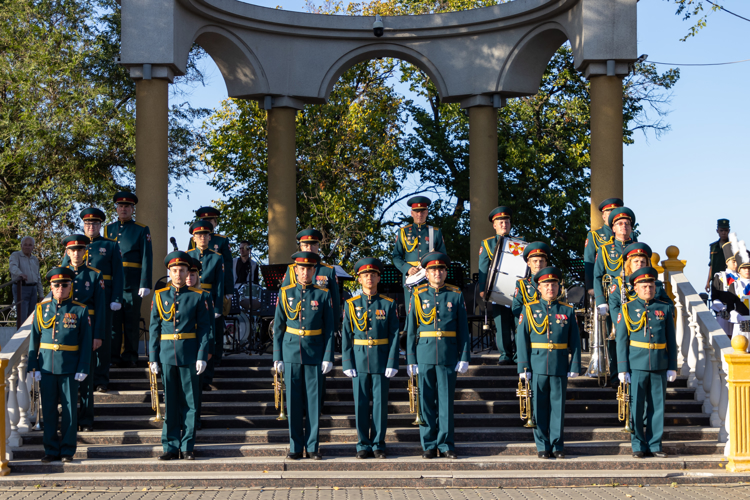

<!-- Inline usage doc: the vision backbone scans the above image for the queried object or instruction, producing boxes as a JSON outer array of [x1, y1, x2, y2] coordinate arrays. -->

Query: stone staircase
[[3, 353, 746, 487]]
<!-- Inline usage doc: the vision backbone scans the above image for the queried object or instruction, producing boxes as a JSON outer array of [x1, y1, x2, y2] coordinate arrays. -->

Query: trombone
[[273, 367, 288, 421], [516, 368, 536, 428], [408, 372, 425, 426], [149, 369, 164, 422], [617, 380, 633, 434], [30, 370, 42, 431]]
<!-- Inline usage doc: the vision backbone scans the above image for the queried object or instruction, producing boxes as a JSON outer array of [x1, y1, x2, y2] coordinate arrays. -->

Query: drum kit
[[224, 283, 269, 354]]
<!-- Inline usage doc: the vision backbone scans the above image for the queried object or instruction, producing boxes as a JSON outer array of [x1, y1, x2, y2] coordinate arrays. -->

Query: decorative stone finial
[[666, 246, 680, 260], [732, 335, 748, 354]]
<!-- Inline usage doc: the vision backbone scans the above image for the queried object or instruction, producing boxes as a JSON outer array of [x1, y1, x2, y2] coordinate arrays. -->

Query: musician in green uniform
[[62, 208, 124, 393], [477, 206, 516, 364], [28, 267, 92, 463], [186, 256, 215, 431], [392, 196, 448, 302], [584, 198, 622, 292], [511, 242, 552, 323], [187, 220, 225, 389], [706, 219, 730, 292], [516, 267, 581, 459], [104, 192, 153, 369], [615, 267, 677, 458], [273, 252, 335, 460], [406, 252, 470, 459], [608, 243, 670, 320], [341, 258, 400, 459], [148, 251, 211, 461], [61, 235, 106, 432]]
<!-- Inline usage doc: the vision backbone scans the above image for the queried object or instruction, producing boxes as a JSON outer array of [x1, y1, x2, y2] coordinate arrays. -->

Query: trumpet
[[617, 381, 633, 433], [149, 369, 164, 422], [30, 370, 41, 431], [273, 367, 288, 421], [408, 372, 425, 426], [516, 368, 536, 428]]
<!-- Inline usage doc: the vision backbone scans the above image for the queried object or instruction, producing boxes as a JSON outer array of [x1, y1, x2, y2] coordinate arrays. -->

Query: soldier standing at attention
[[28, 267, 92, 463], [516, 267, 581, 459], [477, 206, 515, 365], [511, 242, 552, 325], [406, 252, 470, 459], [608, 243, 671, 321], [186, 256, 215, 430], [62, 208, 124, 393], [341, 258, 400, 459], [105, 192, 152, 369], [584, 198, 623, 293], [149, 251, 211, 461], [616, 267, 677, 459], [706, 219, 730, 292], [62, 235, 106, 433], [392, 196, 448, 302]]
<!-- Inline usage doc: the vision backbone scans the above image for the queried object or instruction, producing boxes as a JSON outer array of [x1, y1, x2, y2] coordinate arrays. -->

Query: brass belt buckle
[[368, 338, 374, 346], [548, 341, 554, 349], [437, 330, 443, 338], [649, 343, 655, 349], [300, 327, 306, 336], [53, 344, 60, 351], [174, 334, 179, 340]]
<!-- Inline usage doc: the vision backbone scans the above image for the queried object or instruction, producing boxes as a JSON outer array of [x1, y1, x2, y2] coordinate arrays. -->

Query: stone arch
[[190, 25, 270, 98], [318, 44, 448, 102], [496, 22, 570, 96]]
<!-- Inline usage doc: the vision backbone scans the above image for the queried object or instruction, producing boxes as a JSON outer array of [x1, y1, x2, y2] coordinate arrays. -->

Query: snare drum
[[405, 267, 427, 289], [486, 237, 529, 307]]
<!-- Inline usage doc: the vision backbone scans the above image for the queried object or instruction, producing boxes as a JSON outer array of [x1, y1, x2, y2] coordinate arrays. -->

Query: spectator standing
[[9, 236, 44, 321]]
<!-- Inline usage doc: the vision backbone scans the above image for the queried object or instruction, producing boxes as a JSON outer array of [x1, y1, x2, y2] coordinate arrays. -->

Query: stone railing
[[661, 246, 734, 454]]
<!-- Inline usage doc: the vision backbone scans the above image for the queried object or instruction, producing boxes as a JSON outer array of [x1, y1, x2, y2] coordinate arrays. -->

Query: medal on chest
[[316, 275, 328, 287], [447, 302, 453, 311], [63, 312, 78, 329], [355, 306, 363, 318], [311, 300, 319, 311], [85, 281, 90, 290], [99, 247, 106, 255], [422, 300, 430, 310], [555, 314, 568, 326], [376, 309, 386, 320], [655, 310, 665, 320]]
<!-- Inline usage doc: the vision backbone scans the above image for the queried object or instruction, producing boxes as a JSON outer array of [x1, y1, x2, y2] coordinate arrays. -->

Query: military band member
[[516, 267, 581, 459], [187, 220, 225, 389], [511, 242, 552, 323], [706, 219, 730, 292], [477, 206, 515, 365], [341, 258, 399, 459], [273, 252, 335, 460], [62, 235, 106, 432], [62, 208, 124, 393], [710, 241, 739, 335], [105, 191, 152, 369], [28, 267, 92, 463], [608, 243, 670, 321], [149, 251, 211, 461], [616, 267, 677, 458], [728, 244, 750, 343], [406, 252, 470, 459], [584, 198, 623, 292], [186, 256, 215, 430], [392, 196, 448, 301]]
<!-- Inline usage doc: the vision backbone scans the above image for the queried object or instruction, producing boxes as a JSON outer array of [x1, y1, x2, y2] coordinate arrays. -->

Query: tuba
[[617, 380, 633, 434], [408, 372, 425, 426], [273, 367, 288, 421], [516, 368, 536, 428], [149, 369, 164, 422], [585, 277, 611, 387]]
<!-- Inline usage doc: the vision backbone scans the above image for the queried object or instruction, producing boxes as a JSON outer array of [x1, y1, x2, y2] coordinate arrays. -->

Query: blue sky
[[168, 0, 750, 291]]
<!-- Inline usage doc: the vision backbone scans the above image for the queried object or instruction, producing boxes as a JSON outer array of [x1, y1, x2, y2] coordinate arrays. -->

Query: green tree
[[666, 0, 750, 41]]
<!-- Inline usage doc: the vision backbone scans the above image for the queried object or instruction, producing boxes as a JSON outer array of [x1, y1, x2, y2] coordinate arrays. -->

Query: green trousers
[[491, 304, 515, 362], [111, 287, 142, 365], [204, 316, 224, 385], [41, 373, 78, 457], [418, 363, 456, 452], [352, 372, 390, 452], [93, 285, 114, 386], [630, 369, 667, 453], [161, 363, 199, 453], [78, 347, 98, 427], [532, 374, 567, 453], [285, 362, 322, 454]]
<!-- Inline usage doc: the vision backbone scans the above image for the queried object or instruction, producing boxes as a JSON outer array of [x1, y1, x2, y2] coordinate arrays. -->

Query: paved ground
[[1, 486, 749, 500]]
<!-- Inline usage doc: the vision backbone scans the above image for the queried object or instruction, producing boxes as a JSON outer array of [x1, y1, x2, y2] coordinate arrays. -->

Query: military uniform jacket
[[188, 234, 233, 296], [477, 235, 502, 294], [28, 297, 92, 375], [187, 248, 225, 316], [392, 223, 448, 283], [512, 277, 538, 319], [615, 297, 677, 373], [148, 285, 211, 366], [67, 265, 106, 340], [708, 239, 728, 276], [608, 277, 670, 320], [282, 262, 341, 329], [61, 236, 124, 303], [273, 283, 335, 365], [593, 238, 633, 306], [516, 299, 581, 377], [584, 226, 613, 290], [406, 284, 470, 367], [341, 293, 400, 374], [104, 219, 153, 290], [728, 279, 750, 316]]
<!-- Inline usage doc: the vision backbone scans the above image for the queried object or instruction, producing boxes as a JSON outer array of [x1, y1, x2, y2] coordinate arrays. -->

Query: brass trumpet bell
[[273, 368, 288, 421], [516, 368, 536, 429], [617, 381, 633, 434]]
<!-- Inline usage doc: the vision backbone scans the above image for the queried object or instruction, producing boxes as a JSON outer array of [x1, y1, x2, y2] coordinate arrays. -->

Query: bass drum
[[487, 237, 529, 307], [232, 312, 252, 346]]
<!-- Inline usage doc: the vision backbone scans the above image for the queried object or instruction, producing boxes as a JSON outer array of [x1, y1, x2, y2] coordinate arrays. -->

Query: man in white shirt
[[9, 236, 44, 321]]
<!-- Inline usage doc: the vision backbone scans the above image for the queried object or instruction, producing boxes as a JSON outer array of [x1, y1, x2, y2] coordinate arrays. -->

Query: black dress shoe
[[356, 450, 369, 459], [158, 452, 179, 460], [652, 451, 668, 458], [61, 455, 74, 463], [309, 452, 323, 460], [442, 450, 458, 459], [632, 451, 645, 458], [41, 455, 59, 463], [538, 451, 550, 459], [373, 450, 387, 459], [95, 385, 108, 393], [202, 384, 213, 391], [182, 451, 195, 460], [422, 449, 437, 459], [497, 359, 512, 366], [286, 452, 303, 460], [80, 426, 93, 432], [553, 451, 565, 459]]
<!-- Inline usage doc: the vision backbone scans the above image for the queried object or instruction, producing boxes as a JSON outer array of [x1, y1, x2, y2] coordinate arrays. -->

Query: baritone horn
[[408, 371, 425, 426], [517, 368, 536, 428], [149, 369, 164, 422], [617, 380, 633, 434], [273, 367, 288, 421]]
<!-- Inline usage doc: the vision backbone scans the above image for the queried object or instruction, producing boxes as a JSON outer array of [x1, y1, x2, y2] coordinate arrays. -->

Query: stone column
[[589, 75, 624, 231], [266, 102, 300, 264], [468, 105, 499, 276], [135, 76, 169, 322]]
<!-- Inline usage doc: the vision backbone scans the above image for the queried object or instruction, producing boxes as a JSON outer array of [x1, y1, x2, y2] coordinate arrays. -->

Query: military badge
[[146, 233, 151, 242], [99, 247, 106, 255], [479, 247, 483, 255], [585, 239, 588, 248], [100, 280, 105, 290], [447, 302, 453, 311], [376, 309, 386, 320], [518, 313, 523, 324], [422, 300, 430, 309], [617, 313, 622, 324], [316, 276, 328, 287], [311, 300, 319, 311], [655, 310, 665, 320], [514, 287, 518, 297], [88, 317, 92, 326], [609, 284, 617, 294]]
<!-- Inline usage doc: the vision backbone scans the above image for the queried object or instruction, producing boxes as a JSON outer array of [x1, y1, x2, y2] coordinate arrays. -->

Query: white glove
[[214, 313, 221, 318], [597, 304, 609, 316], [74, 373, 87, 382], [712, 300, 727, 312], [455, 361, 469, 374], [567, 372, 578, 378], [667, 370, 677, 382], [731, 311, 740, 323], [138, 288, 150, 298], [344, 369, 357, 378], [519, 371, 531, 381], [407, 364, 419, 376], [273, 360, 284, 373], [618, 372, 631, 384], [110, 302, 122, 311], [321, 361, 333, 374], [196, 360, 207, 375], [385, 368, 398, 378], [33, 371, 41, 382], [149, 362, 160, 374]]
